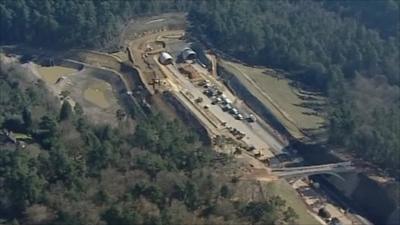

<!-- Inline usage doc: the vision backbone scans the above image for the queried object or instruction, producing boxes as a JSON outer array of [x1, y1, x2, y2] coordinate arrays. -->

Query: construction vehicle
[[234, 147, 242, 155], [222, 104, 232, 112], [235, 113, 244, 120], [149, 78, 161, 90], [195, 97, 203, 103], [237, 134, 245, 140], [198, 80, 207, 86], [247, 114, 256, 123], [145, 44, 153, 52], [230, 108, 239, 115], [231, 128, 239, 135], [247, 146, 256, 151], [178, 64, 202, 80]]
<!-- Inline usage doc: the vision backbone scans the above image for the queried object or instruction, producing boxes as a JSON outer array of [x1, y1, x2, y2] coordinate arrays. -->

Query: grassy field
[[36, 65, 78, 84], [111, 51, 129, 62], [264, 180, 319, 225], [83, 80, 112, 109], [219, 60, 325, 140], [122, 13, 186, 43], [14, 132, 32, 140]]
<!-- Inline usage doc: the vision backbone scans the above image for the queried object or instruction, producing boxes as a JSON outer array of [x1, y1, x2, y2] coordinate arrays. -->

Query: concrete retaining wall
[[295, 141, 400, 225], [327, 173, 399, 224]]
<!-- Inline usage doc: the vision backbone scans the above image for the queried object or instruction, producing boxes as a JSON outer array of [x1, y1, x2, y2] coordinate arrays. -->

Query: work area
[[159, 45, 285, 160]]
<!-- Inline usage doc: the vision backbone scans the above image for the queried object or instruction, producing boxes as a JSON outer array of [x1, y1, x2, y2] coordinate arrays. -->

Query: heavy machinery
[[195, 97, 203, 103], [178, 65, 202, 80], [149, 78, 161, 91]]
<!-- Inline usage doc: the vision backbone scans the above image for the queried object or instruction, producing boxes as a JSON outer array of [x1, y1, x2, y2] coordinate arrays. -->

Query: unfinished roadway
[[162, 61, 285, 158], [74, 25, 364, 225], [126, 29, 288, 159]]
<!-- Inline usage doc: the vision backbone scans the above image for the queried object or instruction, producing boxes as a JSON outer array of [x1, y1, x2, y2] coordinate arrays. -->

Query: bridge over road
[[271, 161, 357, 179]]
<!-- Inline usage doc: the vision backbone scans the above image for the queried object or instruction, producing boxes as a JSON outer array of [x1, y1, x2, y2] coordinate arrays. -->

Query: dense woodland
[[0, 0, 192, 49], [188, 0, 400, 175], [0, 60, 297, 224], [322, 0, 399, 39]]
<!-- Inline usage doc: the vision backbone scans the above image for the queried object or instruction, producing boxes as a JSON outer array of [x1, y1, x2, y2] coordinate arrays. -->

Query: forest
[[0, 0, 192, 49], [188, 0, 400, 175], [0, 59, 297, 224]]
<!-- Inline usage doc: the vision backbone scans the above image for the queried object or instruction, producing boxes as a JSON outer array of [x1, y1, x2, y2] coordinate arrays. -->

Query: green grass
[[265, 180, 319, 225], [219, 60, 325, 140], [83, 80, 112, 109], [14, 132, 32, 140], [36, 65, 78, 84]]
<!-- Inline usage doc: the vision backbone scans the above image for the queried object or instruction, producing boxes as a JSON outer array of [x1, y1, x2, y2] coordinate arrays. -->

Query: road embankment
[[162, 91, 211, 145], [217, 64, 292, 141], [218, 55, 399, 225]]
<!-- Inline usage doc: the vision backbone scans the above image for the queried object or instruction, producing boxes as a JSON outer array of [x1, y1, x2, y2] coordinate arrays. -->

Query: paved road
[[165, 64, 286, 158], [191, 63, 286, 152]]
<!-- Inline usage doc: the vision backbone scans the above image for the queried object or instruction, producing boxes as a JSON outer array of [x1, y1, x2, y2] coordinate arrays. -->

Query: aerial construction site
[[121, 15, 365, 225], [129, 30, 286, 160], [1, 13, 370, 225]]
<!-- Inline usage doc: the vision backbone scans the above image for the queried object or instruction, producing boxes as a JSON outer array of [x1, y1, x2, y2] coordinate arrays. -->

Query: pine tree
[[59, 101, 73, 121], [22, 107, 32, 128], [74, 102, 84, 116]]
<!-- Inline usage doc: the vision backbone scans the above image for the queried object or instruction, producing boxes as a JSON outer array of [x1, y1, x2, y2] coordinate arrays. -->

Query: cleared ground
[[117, 16, 324, 224], [83, 80, 112, 109], [32, 63, 121, 126], [162, 60, 284, 157], [70, 68, 121, 125], [36, 65, 78, 84], [219, 60, 326, 140], [121, 13, 186, 48]]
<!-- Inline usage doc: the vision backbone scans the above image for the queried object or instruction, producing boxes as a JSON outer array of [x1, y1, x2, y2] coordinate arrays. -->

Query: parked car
[[222, 104, 232, 112], [230, 108, 239, 115], [247, 114, 256, 122], [235, 113, 244, 120]]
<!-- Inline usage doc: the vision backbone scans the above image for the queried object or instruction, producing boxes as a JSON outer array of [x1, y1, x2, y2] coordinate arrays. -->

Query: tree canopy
[[0, 0, 192, 49], [0, 59, 297, 225]]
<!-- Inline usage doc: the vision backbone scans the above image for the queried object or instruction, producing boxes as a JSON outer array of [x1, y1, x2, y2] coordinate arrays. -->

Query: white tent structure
[[159, 52, 173, 65], [182, 47, 197, 61]]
